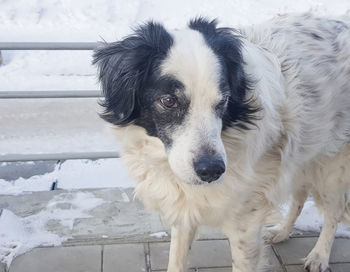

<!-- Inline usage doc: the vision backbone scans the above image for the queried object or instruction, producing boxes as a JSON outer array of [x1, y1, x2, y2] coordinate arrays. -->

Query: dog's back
[[254, 14, 350, 271], [243, 14, 350, 163]]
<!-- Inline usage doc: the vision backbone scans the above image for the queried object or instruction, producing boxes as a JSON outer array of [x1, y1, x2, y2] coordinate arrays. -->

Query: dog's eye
[[160, 95, 178, 108]]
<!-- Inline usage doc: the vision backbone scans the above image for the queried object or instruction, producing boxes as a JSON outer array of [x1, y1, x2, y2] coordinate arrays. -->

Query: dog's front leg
[[304, 207, 341, 272], [264, 187, 308, 243], [222, 220, 264, 272], [167, 225, 197, 272]]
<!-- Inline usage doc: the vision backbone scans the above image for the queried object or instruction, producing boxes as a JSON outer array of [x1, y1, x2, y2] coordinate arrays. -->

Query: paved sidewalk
[[7, 237, 350, 272], [1, 188, 350, 272]]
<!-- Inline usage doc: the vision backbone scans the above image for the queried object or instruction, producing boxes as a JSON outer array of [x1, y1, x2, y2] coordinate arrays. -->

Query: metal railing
[[0, 42, 98, 50], [0, 42, 119, 162], [0, 152, 120, 162], [0, 90, 102, 99]]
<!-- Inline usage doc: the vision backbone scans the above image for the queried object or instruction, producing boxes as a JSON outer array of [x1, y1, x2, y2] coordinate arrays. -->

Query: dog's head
[[93, 18, 259, 185]]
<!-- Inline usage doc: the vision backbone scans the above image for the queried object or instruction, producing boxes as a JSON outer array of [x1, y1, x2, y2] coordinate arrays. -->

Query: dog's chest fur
[[116, 126, 231, 227], [115, 125, 281, 228]]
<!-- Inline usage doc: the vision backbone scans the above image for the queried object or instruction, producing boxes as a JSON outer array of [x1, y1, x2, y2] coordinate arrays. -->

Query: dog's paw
[[263, 224, 290, 244], [303, 252, 330, 272]]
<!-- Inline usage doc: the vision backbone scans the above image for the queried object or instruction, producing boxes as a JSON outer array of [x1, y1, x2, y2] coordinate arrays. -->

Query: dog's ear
[[93, 22, 173, 125], [189, 17, 259, 129]]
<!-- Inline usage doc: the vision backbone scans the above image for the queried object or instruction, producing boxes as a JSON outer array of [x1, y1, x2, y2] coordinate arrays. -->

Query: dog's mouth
[[175, 166, 226, 186], [194, 174, 225, 186]]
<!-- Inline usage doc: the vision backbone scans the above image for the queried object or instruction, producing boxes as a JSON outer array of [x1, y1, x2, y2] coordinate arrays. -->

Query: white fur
[[162, 29, 226, 184], [111, 14, 350, 272]]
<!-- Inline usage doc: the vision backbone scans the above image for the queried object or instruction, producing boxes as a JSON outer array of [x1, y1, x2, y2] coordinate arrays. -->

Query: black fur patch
[[134, 75, 190, 147], [189, 17, 260, 130], [93, 22, 173, 126], [93, 24, 192, 147]]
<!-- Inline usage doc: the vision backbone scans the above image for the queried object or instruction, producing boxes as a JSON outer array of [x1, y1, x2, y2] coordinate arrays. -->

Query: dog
[[93, 13, 350, 272]]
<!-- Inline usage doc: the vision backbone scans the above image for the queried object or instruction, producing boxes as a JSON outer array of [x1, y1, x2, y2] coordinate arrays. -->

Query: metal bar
[[0, 42, 99, 50], [0, 152, 120, 162], [0, 90, 102, 99]]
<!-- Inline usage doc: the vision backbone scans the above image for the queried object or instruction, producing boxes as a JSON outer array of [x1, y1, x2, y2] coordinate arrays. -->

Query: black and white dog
[[93, 13, 350, 272]]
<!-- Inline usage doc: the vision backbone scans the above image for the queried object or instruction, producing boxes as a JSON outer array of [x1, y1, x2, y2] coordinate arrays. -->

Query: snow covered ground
[[1, 159, 349, 245], [294, 202, 350, 238], [0, 191, 106, 267], [1, 0, 350, 91], [0, 159, 135, 195], [0, 98, 120, 154], [1, 0, 350, 267]]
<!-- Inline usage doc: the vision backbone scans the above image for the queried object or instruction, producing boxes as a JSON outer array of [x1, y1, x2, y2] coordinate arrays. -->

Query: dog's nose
[[194, 157, 226, 183]]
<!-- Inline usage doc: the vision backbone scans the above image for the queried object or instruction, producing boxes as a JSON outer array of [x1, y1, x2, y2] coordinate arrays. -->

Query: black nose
[[194, 157, 226, 183]]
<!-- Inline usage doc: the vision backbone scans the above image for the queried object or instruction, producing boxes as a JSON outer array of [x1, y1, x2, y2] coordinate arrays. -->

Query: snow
[[149, 231, 168, 238], [0, 159, 136, 195], [0, 191, 105, 268], [1, 0, 350, 91], [0, 97, 121, 155], [294, 200, 350, 238], [0, 50, 97, 91], [121, 191, 131, 202], [56, 159, 135, 189], [0, 169, 57, 195]]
